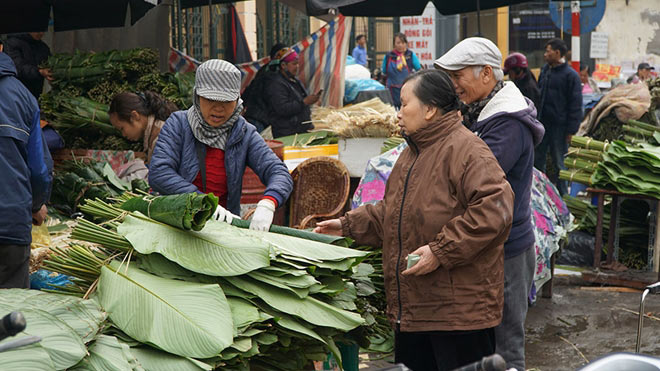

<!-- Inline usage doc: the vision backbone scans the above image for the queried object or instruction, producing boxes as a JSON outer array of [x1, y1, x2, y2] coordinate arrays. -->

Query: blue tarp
[[344, 79, 385, 104]]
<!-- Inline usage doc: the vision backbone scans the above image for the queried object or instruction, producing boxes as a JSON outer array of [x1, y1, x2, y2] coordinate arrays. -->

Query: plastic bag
[[31, 223, 51, 249], [556, 230, 595, 266], [30, 269, 73, 291]]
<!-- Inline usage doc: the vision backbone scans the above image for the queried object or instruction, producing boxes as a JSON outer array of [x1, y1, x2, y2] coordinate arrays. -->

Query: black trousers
[[394, 327, 496, 371], [0, 244, 30, 289]]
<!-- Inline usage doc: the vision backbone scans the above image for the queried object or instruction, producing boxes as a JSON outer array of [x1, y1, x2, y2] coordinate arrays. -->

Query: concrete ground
[[525, 275, 660, 371], [360, 274, 660, 371]]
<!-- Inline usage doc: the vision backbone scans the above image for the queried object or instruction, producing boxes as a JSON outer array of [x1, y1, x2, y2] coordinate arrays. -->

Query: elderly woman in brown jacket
[[315, 69, 514, 371]]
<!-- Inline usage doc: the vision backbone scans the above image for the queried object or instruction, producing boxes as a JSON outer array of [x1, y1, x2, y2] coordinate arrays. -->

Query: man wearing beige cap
[[435, 37, 545, 371]]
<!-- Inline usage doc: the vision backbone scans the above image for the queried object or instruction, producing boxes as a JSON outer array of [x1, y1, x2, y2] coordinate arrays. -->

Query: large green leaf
[[71, 335, 143, 371], [103, 162, 131, 191], [251, 269, 319, 288], [247, 271, 309, 299], [238, 227, 368, 262], [230, 337, 253, 352], [97, 262, 234, 358], [0, 306, 87, 370], [261, 266, 309, 277], [230, 218, 351, 246], [227, 297, 261, 329], [0, 289, 106, 343], [223, 276, 364, 331], [118, 215, 271, 276], [255, 333, 278, 345], [238, 328, 264, 337], [130, 346, 212, 371], [138, 253, 199, 280], [275, 315, 326, 345], [0, 342, 56, 370], [281, 255, 358, 271]]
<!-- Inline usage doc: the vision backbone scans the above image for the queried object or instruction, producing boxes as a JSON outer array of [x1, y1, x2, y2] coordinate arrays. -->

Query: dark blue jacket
[[5, 33, 51, 99], [0, 52, 52, 245], [148, 111, 293, 215], [538, 62, 583, 134], [265, 72, 314, 138], [470, 82, 545, 259]]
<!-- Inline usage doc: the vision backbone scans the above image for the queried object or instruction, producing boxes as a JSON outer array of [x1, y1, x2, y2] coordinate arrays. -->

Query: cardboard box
[[338, 138, 386, 177], [282, 144, 339, 171]]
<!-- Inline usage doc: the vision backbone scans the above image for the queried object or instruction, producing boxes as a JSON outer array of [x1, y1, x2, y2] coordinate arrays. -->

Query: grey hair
[[472, 65, 504, 81]]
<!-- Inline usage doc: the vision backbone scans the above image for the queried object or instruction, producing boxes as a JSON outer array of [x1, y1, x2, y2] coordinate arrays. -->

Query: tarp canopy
[[337, 0, 533, 17], [178, 0, 339, 21], [0, 0, 157, 34]]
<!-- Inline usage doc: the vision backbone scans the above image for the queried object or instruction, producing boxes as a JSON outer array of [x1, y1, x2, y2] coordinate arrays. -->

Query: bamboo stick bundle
[[624, 135, 650, 144], [566, 147, 603, 162], [564, 157, 598, 172], [628, 119, 660, 132], [559, 170, 593, 185], [623, 125, 654, 138], [571, 136, 610, 151]]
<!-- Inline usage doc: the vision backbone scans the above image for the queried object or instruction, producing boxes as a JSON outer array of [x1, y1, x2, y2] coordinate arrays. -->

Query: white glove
[[213, 205, 239, 224], [249, 199, 276, 231]]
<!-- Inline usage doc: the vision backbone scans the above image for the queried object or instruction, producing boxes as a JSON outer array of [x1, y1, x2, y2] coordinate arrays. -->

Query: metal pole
[[266, 0, 273, 53], [171, 1, 176, 48], [177, 0, 183, 51], [560, 2, 564, 40], [209, 1, 216, 58], [476, 0, 481, 36], [637, 289, 649, 353], [571, 1, 580, 72]]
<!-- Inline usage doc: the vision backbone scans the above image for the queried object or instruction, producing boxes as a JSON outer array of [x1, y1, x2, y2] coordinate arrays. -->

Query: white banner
[[590, 32, 608, 59], [400, 2, 437, 69]]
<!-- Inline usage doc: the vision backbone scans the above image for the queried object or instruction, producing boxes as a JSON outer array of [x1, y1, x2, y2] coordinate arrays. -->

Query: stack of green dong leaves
[[50, 159, 149, 215], [39, 48, 194, 150], [28, 193, 385, 370], [560, 135, 660, 199]]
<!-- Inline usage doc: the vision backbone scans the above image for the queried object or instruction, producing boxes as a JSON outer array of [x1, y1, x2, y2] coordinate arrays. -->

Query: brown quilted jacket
[[342, 110, 514, 332]]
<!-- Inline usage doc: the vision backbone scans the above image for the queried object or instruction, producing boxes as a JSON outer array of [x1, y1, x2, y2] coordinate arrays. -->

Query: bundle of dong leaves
[[33, 193, 387, 370], [39, 48, 194, 150], [560, 136, 660, 200], [50, 159, 149, 215]]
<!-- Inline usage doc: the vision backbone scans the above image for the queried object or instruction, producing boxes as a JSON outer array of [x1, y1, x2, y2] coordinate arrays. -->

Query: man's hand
[[303, 92, 321, 105], [566, 135, 573, 145], [39, 68, 54, 81], [313, 219, 343, 236], [402, 245, 440, 276], [32, 204, 48, 226]]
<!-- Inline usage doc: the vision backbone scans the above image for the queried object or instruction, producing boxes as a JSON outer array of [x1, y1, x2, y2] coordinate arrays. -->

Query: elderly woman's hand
[[313, 218, 343, 236], [402, 245, 440, 276]]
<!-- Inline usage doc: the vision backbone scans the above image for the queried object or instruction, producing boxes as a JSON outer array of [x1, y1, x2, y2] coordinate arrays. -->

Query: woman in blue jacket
[[148, 59, 293, 231], [381, 33, 421, 108]]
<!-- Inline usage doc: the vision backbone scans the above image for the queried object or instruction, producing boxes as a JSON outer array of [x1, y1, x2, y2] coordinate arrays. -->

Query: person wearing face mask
[[265, 47, 319, 138], [315, 69, 514, 371], [381, 33, 421, 108], [148, 60, 293, 231]]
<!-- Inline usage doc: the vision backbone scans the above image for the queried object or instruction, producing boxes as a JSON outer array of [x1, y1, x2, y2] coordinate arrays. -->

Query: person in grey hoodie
[[435, 38, 545, 371]]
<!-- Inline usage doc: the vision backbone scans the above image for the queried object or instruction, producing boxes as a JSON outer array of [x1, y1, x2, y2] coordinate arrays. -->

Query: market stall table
[[587, 187, 660, 280]]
